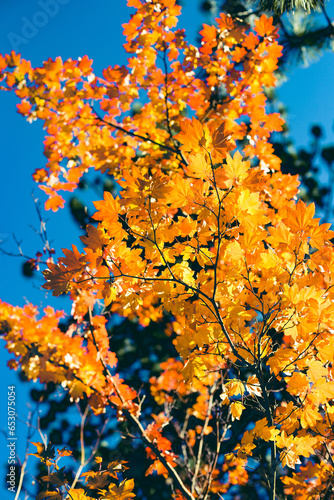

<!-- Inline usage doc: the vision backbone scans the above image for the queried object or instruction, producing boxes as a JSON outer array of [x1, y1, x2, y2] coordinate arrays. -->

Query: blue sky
[[0, 0, 334, 492]]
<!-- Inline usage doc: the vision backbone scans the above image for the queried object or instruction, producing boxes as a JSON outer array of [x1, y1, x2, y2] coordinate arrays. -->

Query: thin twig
[[70, 404, 89, 490], [191, 381, 217, 494]]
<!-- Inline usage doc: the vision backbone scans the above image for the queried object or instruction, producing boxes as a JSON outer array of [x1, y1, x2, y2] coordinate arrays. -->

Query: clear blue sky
[[0, 0, 333, 492]]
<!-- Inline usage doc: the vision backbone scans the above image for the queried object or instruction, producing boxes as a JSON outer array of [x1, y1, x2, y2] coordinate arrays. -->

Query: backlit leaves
[[99, 479, 135, 500], [29, 442, 56, 467]]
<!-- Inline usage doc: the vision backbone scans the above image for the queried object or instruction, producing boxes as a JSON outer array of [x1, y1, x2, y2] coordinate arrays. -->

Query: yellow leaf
[[246, 375, 262, 397], [279, 448, 301, 469], [100, 479, 135, 500], [102, 283, 118, 307], [260, 249, 282, 269], [211, 121, 235, 157], [230, 401, 245, 421], [253, 418, 279, 441], [312, 378, 334, 402], [237, 190, 261, 215], [227, 380, 245, 396], [299, 405, 322, 429], [67, 489, 94, 500], [294, 434, 319, 457], [224, 151, 250, 184], [306, 360, 328, 383], [182, 357, 207, 383]]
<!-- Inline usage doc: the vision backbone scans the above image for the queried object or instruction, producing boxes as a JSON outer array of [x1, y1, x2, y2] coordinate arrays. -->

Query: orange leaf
[[306, 360, 328, 383], [80, 225, 109, 251], [224, 151, 250, 184], [254, 15, 276, 38], [300, 405, 322, 429], [186, 153, 212, 179], [93, 191, 120, 225], [211, 121, 235, 157], [59, 245, 85, 272], [284, 199, 316, 233]]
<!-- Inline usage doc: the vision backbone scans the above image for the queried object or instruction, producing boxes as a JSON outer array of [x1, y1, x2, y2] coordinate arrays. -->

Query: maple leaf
[[287, 372, 309, 397], [145, 459, 168, 478], [42, 262, 73, 296], [39, 186, 66, 212], [280, 449, 301, 470], [99, 479, 135, 500], [107, 460, 129, 474], [211, 121, 235, 157], [264, 113, 285, 132], [93, 191, 121, 226], [246, 375, 262, 397], [199, 24, 217, 54], [228, 380, 245, 397], [200, 24, 217, 44], [284, 199, 316, 233], [57, 447, 72, 457], [254, 15, 277, 38], [82, 472, 111, 490], [217, 13, 234, 31], [186, 153, 212, 179], [260, 249, 282, 269], [66, 490, 94, 500], [306, 360, 328, 383], [268, 222, 293, 247], [80, 224, 110, 251], [17, 100, 32, 115], [242, 32, 259, 50], [102, 282, 118, 307], [127, 0, 142, 7], [29, 442, 55, 466], [276, 431, 302, 469], [169, 175, 192, 208], [59, 244, 85, 272], [300, 405, 322, 429], [224, 151, 250, 185], [312, 378, 334, 402], [231, 402, 245, 421], [41, 468, 68, 487], [253, 418, 279, 441], [294, 435, 319, 459], [182, 357, 207, 382], [232, 46, 247, 63], [174, 117, 210, 154], [308, 222, 334, 249]]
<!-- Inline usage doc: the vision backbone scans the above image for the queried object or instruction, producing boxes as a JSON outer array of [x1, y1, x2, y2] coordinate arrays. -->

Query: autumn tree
[[199, 0, 334, 219], [1, 1, 334, 500], [203, 0, 334, 67]]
